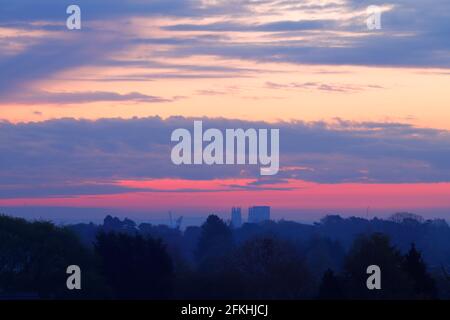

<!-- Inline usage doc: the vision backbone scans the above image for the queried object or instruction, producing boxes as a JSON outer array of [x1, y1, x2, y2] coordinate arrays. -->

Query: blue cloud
[[2, 90, 171, 104], [1, 116, 450, 198]]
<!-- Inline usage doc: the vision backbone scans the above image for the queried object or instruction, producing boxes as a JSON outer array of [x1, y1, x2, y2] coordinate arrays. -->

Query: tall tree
[[196, 215, 233, 263], [344, 233, 413, 299], [402, 243, 437, 299]]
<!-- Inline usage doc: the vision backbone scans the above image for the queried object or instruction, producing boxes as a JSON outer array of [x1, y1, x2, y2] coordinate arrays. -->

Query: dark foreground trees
[[318, 234, 438, 300], [343, 233, 413, 299], [0, 214, 447, 299], [184, 236, 314, 299], [231, 237, 313, 299], [95, 232, 174, 299], [196, 214, 233, 264], [403, 243, 437, 299], [0, 215, 106, 298], [318, 269, 343, 299]]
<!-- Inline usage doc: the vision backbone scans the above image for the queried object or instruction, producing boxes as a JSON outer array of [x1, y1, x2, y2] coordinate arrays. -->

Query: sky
[[0, 0, 450, 223]]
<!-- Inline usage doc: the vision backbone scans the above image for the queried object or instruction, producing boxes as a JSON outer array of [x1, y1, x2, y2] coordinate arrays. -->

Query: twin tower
[[231, 206, 271, 228]]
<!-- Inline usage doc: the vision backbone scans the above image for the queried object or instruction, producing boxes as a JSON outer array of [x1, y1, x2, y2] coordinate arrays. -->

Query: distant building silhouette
[[248, 206, 270, 224], [231, 207, 242, 228]]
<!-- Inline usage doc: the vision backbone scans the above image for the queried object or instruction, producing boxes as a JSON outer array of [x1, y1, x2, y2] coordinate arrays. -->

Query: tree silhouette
[[230, 237, 313, 299], [344, 233, 413, 299], [402, 243, 437, 299], [0, 215, 106, 299], [95, 232, 173, 299], [196, 215, 233, 264], [1, 212, 447, 300]]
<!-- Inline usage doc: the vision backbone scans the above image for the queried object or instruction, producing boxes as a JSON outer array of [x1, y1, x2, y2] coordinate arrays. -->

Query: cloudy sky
[[0, 0, 449, 222]]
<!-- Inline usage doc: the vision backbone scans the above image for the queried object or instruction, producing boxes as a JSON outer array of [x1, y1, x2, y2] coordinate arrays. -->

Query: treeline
[[1, 213, 450, 299]]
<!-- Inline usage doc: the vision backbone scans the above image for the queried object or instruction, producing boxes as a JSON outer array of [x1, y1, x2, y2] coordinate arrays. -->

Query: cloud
[[1, 116, 450, 198], [1, 0, 449, 92], [3, 90, 171, 105], [0, 0, 201, 23], [0, 33, 125, 97], [165, 34, 450, 68], [152, 0, 450, 68], [163, 19, 333, 32], [265, 81, 385, 93]]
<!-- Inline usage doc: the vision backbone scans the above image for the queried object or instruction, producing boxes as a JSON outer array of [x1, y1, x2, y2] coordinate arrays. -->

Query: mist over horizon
[[2, 205, 450, 226]]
